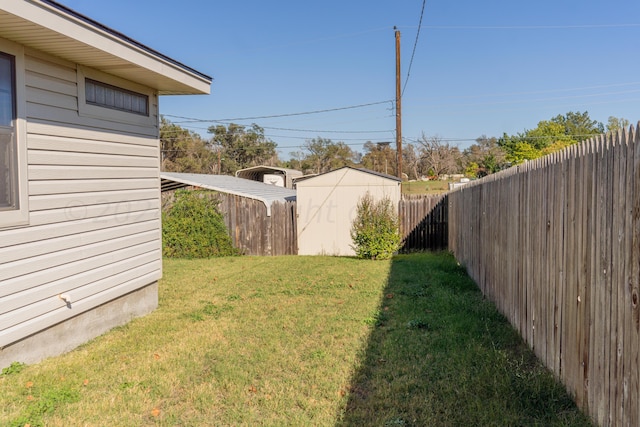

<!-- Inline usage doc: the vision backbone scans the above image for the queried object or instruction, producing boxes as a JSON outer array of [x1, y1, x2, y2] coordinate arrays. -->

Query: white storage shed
[[296, 167, 401, 256], [0, 0, 211, 368]]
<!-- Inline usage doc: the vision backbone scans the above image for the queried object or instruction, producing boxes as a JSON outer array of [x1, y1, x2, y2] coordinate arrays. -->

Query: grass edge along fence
[[447, 124, 640, 427]]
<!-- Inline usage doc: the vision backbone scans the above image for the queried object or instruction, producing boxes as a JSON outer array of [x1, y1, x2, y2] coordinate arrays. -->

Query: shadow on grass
[[337, 252, 593, 427]]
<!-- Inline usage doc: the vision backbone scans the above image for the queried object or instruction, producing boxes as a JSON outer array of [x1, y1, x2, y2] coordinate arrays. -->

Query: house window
[[85, 78, 149, 116], [0, 52, 17, 211]]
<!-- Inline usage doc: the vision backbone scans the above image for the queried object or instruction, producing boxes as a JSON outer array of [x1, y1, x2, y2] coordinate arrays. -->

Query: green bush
[[162, 190, 238, 258], [350, 193, 401, 260]]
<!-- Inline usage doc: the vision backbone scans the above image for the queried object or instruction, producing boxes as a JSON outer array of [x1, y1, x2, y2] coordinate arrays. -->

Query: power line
[[164, 100, 393, 124], [405, 88, 640, 109], [160, 128, 395, 143], [231, 125, 394, 134], [402, 0, 427, 96], [407, 81, 640, 101], [397, 23, 640, 30], [175, 122, 393, 134], [162, 122, 394, 135]]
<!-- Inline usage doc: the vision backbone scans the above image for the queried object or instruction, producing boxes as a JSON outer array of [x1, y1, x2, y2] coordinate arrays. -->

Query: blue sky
[[57, 0, 640, 157]]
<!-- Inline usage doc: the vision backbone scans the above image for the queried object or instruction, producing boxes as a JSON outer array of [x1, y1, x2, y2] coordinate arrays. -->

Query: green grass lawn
[[0, 253, 592, 426]]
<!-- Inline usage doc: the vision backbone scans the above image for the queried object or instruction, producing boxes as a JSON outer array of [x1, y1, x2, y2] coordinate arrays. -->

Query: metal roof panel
[[160, 172, 297, 216]]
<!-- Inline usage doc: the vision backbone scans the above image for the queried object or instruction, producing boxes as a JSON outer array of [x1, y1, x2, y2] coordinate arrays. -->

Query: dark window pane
[[0, 54, 14, 127], [0, 52, 16, 211], [85, 78, 149, 116]]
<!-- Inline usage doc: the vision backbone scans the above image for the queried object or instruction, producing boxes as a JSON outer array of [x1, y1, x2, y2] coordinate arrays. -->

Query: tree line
[[160, 112, 631, 180]]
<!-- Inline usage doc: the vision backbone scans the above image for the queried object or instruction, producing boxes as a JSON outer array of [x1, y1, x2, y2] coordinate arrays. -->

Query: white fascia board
[[1, 0, 211, 94]]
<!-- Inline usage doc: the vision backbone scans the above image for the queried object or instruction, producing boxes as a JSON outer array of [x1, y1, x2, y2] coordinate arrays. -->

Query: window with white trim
[[77, 66, 156, 127], [0, 38, 28, 228]]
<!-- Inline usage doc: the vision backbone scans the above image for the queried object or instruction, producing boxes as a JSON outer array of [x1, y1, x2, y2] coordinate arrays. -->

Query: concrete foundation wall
[[0, 281, 158, 369]]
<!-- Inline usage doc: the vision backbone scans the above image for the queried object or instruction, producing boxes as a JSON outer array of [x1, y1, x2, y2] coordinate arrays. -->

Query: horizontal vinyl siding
[[28, 188, 158, 212], [0, 221, 159, 271], [0, 270, 160, 348], [0, 49, 162, 347], [30, 178, 159, 195], [29, 165, 158, 180], [0, 259, 160, 330], [29, 134, 158, 156], [24, 50, 159, 138]]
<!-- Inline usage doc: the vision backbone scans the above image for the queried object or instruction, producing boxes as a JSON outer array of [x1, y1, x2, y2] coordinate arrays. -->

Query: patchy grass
[[0, 254, 592, 426], [402, 180, 450, 195]]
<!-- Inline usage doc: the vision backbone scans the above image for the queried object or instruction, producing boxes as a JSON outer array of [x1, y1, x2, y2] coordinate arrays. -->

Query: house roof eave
[[0, 0, 212, 95]]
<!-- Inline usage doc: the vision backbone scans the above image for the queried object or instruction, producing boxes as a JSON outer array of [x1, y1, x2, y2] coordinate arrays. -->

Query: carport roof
[[160, 172, 296, 216]]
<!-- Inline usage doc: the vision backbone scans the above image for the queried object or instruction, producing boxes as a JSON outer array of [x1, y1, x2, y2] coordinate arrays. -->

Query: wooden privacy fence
[[220, 192, 449, 255], [215, 193, 297, 256], [399, 194, 448, 252], [447, 125, 640, 427], [162, 190, 297, 256]]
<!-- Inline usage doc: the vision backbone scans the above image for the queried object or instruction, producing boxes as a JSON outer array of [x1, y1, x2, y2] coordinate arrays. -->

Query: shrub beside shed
[[295, 167, 401, 256]]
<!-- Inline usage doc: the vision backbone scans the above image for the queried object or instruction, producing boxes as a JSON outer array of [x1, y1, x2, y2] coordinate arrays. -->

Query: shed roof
[[160, 172, 296, 216], [0, 0, 211, 95], [294, 166, 402, 184]]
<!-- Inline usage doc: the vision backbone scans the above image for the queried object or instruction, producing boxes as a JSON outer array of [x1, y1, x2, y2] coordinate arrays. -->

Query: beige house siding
[[296, 167, 401, 256], [0, 44, 162, 351]]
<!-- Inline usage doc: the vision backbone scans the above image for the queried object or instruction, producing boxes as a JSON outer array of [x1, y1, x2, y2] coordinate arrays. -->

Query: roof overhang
[[0, 0, 212, 95]]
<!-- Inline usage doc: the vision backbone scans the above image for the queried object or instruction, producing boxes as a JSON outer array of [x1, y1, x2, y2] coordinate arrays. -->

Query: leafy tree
[[350, 193, 401, 260], [462, 136, 507, 177], [464, 161, 480, 179], [551, 111, 604, 142], [208, 123, 278, 174], [606, 116, 631, 133], [498, 111, 604, 164], [160, 117, 218, 173], [282, 150, 305, 171], [361, 141, 396, 176], [525, 121, 573, 150], [417, 134, 462, 178], [508, 141, 542, 164], [299, 137, 356, 174]]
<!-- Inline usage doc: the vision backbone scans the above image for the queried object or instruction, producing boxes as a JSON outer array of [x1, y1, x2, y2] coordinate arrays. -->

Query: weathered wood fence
[[215, 194, 297, 256], [399, 194, 448, 252], [223, 193, 450, 255], [448, 125, 640, 427]]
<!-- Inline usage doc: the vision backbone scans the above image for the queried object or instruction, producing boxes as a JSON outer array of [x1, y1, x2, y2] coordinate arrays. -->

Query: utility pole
[[395, 27, 403, 179]]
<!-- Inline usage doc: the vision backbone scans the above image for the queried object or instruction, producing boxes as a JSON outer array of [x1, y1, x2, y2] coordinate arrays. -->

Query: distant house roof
[[0, 0, 211, 95], [160, 172, 296, 216]]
